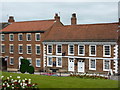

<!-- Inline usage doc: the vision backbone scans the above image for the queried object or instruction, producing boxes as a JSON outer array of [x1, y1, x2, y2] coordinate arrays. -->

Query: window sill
[[103, 55, 111, 57], [36, 66, 41, 67], [103, 69, 110, 71], [89, 68, 96, 70]]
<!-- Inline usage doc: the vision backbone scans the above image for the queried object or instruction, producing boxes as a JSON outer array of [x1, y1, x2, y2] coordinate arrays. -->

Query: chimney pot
[[54, 13, 60, 22], [71, 13, 77, 25], [8, 16, 15, 23]]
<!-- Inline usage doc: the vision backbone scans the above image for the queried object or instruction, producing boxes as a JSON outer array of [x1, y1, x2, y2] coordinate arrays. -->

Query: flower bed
[[1, 75, 38, 89], [70, 73, 108, 79]]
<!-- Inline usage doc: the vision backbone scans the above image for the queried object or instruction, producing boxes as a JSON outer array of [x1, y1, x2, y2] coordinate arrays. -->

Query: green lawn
[[2, 72, 118, 88]]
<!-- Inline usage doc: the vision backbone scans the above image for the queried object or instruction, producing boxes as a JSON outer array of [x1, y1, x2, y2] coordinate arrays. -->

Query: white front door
[[68, 58, 74, 71], [78, 60, 84, 72]]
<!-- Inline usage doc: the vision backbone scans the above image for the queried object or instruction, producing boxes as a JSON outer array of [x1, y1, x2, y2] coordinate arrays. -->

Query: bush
[[27, 66, 35, 74], [20, 59, 34, 74]]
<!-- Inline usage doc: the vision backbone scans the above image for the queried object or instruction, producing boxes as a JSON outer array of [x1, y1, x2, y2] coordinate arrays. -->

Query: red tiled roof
[[1, 19, 55, 32], [44, 22, 118, 42]]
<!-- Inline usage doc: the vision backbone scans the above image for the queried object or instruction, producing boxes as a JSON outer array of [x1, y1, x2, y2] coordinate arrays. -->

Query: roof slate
[[1, 19, 55, 32], [43, 22, 118, 42]]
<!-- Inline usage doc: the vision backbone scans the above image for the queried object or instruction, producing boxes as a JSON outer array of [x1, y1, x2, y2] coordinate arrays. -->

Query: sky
[[1, 0, 119, 25]]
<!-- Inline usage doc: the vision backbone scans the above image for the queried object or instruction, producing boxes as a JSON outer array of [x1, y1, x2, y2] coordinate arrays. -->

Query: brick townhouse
[[42, 13, 119, 74], [0, 14, 63, 71], [0, 13, 119, 74]]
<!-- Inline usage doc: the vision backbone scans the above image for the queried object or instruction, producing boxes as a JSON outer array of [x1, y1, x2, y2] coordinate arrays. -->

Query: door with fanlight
[[78, 60, 84, 72], [68, 58, 74, 72]]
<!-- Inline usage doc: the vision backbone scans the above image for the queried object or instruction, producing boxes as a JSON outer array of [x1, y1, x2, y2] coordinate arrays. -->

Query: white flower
[[10, 76, 12, 78], [22, 86, 25, 89], [7, 77, 9, 79], [1, 76, 4, 79], [25, 78, 27, 80], [17, 76, 20, 79], [22, 80, 25, 83], [18, 80, 21, 83], [3, 83, 5, 86], [12, 84, 14, 86], [28, 81, 31, 84], [12, 87, 14, 89], [7, 84, 10, 87]]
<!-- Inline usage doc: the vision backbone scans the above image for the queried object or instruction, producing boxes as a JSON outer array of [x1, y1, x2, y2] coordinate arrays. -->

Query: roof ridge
[[13, 19, 55, 23], [64, 22, 118, 27]]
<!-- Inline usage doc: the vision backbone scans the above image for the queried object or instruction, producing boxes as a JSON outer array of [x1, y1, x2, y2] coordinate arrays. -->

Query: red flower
[[27, 84, 32, 87], [14, 82, 19, 85]]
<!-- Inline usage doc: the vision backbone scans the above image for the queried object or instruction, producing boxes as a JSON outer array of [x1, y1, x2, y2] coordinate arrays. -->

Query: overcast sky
[[1, 1, 119, 25]]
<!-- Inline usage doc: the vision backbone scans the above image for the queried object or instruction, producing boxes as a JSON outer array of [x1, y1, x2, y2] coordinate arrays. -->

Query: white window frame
[[89, 45, 96, 56], [47, 57, 53, 67], [103, 60, 111, 71], [18, 44, 23, 54], [9, 34, 14, 41], [27, 58, 32, 65], [47, 45, 53, 54], [89, 59, 96, 70], [56, 44, 62, 55], [56, 57, 62, 67], [36, 58, 41, 67], [9, 44, 14, 54], [1, 44, 5, 53], [18, 33, 23, 41], [78, 45, 85, 56], [35, 33, 41, 41], [10, 57, 14, 65], [27, 44, 32, 54], [68, 44, 74, 55], [103, 45, 111, 57], [1, 34, 5, 41], [26, 33, 31, 41], [36, 44, 41, 55]]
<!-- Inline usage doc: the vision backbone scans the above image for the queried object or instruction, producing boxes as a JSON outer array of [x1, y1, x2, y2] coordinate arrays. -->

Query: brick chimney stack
[[71, 13, 77, 25], [8, 16, 15, 23], [54, 13, 60, 22]]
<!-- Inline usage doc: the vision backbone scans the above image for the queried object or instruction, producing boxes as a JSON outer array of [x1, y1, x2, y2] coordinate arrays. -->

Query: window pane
[[58, 58, 62, 66], [105, 46, 110, 55], [91, 59, 95, 68], [57, 45, 62, 53], [1, 45, 5, 53], [36, 45, 40, 54], [27, 46, 32, 53], [36, 60, 40, 67], [105, 60, 109, 69], [36, 34, 40, 41], [1, 34, 5, 41], [91, 46, 95, 55], [79, 45, 84, 54], [27, 34, 31, 41], [19, 34, 23, 41], [48, 57, 52, 65], [48, 45, 52, 53], [69, 45, 74, 54], [10, 58, 14, 65]]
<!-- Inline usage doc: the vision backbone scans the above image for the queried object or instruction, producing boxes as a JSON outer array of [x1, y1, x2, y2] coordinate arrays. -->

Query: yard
[[1, 72, 118, 88]]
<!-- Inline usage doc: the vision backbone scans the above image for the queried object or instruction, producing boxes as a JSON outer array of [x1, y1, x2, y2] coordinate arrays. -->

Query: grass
[[2, 72, 118, 88]]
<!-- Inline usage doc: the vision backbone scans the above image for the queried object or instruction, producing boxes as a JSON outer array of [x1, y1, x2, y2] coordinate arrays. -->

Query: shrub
[[20, 59, 34, 74], [27, 66, 35, 74]]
